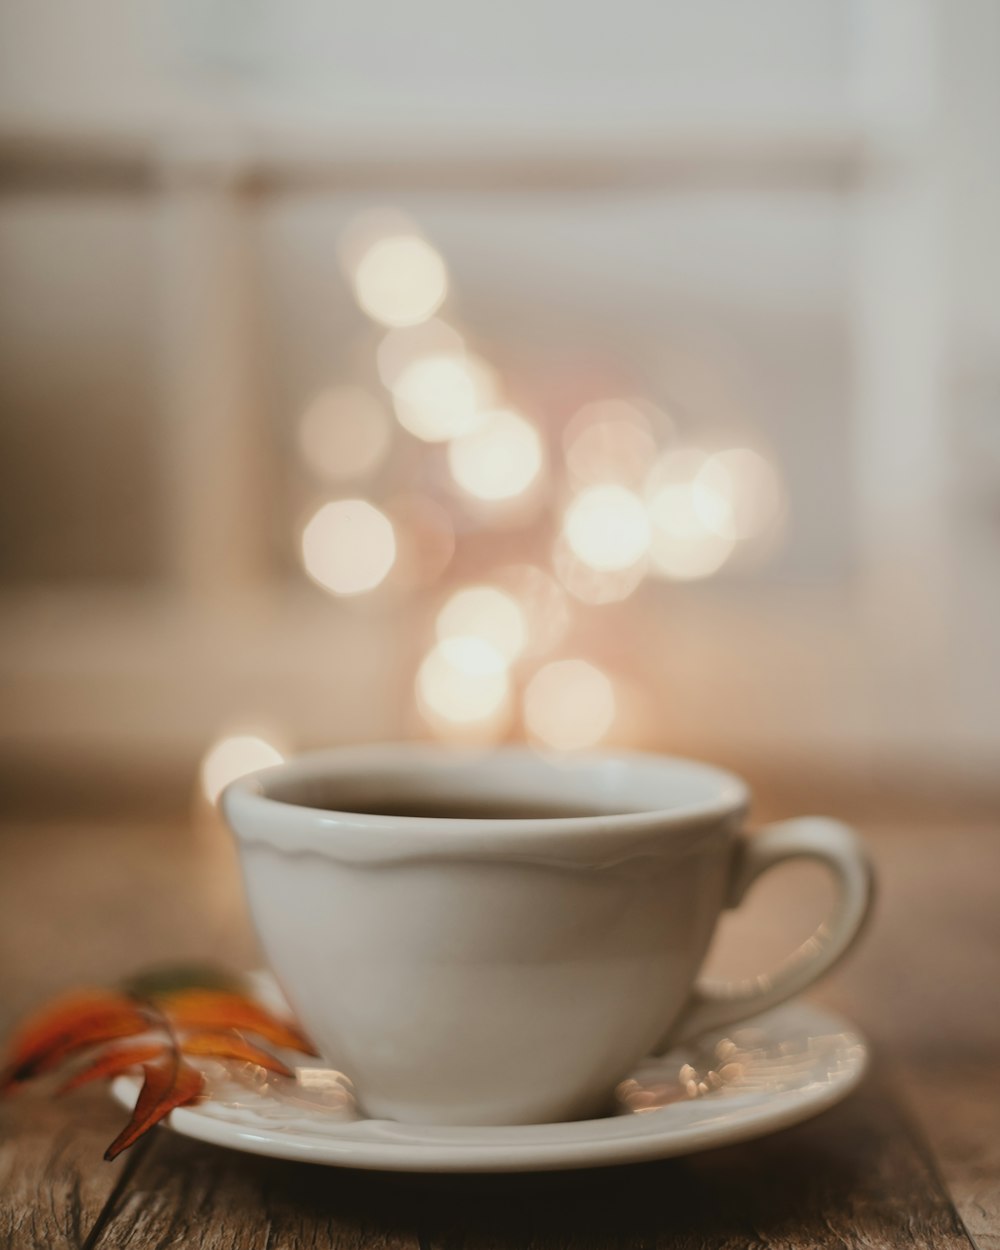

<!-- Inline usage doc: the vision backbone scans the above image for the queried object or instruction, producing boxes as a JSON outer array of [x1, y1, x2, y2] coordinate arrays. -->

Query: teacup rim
[[221, 743, 750, 863]]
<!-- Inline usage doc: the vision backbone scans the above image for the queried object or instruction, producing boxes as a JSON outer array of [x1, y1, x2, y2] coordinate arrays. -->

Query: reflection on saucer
[[616, 1027, 865, 1114], [174, 1015, 864, 1132]]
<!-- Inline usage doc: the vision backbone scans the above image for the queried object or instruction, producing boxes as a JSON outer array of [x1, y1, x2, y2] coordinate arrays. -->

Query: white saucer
[[111, 978, 867, 1174]]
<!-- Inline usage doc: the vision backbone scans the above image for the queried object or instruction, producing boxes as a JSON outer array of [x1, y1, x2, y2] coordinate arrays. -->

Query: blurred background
[[1, 0, 999, 816]]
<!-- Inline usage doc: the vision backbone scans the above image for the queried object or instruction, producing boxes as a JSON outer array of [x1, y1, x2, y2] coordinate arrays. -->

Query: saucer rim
[[110, 1000, 868, 1173]]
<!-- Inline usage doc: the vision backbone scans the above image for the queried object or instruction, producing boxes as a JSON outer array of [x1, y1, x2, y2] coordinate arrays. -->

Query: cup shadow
[[124, 1068, 962, 1248]]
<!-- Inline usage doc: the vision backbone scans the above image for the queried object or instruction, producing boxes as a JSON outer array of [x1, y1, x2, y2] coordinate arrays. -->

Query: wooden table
[[1, 801, 998, 1250]]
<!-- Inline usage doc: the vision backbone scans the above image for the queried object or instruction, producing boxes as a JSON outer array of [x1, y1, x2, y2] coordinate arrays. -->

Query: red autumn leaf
[[103, 1054, 204, 1161], [0, 991, 149, 1092], [157, 990, 318, 1055], [0, 964, 320, 1160], [180, 1030, 295, 1077], [58, 1042, 166, 1095]]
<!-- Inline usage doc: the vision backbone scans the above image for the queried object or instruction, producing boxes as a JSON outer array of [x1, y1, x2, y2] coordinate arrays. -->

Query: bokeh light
[[563, 484, 651, 571], [337, 207, 413, 271], [447, 409, 544, 501], [436, 585, 527, 663], [301, 499, 396, 596], [377, 319, 465, 390], [690, 455, 735, 535], [523, 660, 616, 751], [350, 233, 447, 328], [297, 386, 392, 482], [696, 448, 784, 540], [392, 352, 496, 443], [494, 564, 571, 656], [201, 734, 284, 804], [645, 447, 712, 492], [563, 400, 659, 489], [416, 637, 511, 729], [646, 482, 736, 581], [552, 534, 647, 605]]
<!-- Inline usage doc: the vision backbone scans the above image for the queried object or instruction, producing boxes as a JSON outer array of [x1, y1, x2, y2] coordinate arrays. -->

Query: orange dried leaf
[[0, 990, 149, 1092], [159, 990, 318, 1055], [180, 1030, 294, 1077], [104, 1055, 204, 1161], [58, 1042, 166, 1095]]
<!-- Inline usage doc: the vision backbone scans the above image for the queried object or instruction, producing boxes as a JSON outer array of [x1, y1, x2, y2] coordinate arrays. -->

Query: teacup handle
[[662, 817, 874, 1049]]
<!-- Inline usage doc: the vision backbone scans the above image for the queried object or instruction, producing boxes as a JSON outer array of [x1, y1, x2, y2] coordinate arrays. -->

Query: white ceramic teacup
[[223, 744, 873, 1127]]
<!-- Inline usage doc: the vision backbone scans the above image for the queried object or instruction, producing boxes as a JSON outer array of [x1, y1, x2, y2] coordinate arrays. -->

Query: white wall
[[1, 0, 851, 136], [0, 0, 997, 780]]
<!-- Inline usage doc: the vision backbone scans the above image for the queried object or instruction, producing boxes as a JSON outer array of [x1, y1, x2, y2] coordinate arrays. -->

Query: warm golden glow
[[690, 456, 735, 535], [447, 409, 544, 501], [646, 448, 712, 491], [436, 585, 527, 663], [416, 637, 510, 727], [697, 448, 784, 540], [392, 352, 496, 443], [563, 484, 651, 571], [297, 386, 392, 482], [301, 499, 396, 595], [377, 319, 465, 390], [552, 535, 647, 604], [647, 482, 736, 581], [494, 564, 571, 655], [563, 400, 658, 488], [201, 734, 284, 804], [351, 233, 447, 328], [523, 660, 615, 751]]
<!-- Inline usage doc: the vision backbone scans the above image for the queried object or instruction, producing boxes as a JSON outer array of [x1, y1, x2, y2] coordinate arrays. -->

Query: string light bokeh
[[436, 585, 528, 664], [524, 659, 616, 751], [201, 733, 285, 804], [202, 210, 789, 788], [349, 233, 448, 328], [416, 637, 512, 741], [301, 499, 397, 596], [392, 352, 496, 443], [447, 409, 545, 502], [563, 484, 651, 573]]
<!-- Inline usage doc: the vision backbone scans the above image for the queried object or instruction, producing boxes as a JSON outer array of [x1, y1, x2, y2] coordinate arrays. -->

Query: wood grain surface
[[1, 810, 997, 1250], [0, 1090, 141, 1250], [903, 1059, 1000, 1250]]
